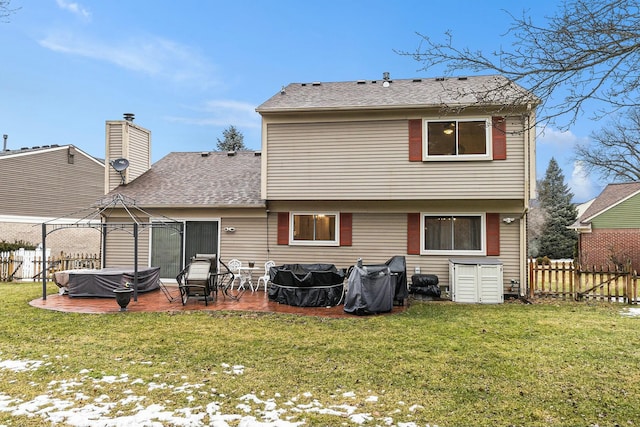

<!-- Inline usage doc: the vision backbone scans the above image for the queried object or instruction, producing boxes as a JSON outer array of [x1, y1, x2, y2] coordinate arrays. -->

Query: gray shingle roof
[[256, 75, 539, 113], [575, 182, 640, 225], [105, 151, 264, 208]]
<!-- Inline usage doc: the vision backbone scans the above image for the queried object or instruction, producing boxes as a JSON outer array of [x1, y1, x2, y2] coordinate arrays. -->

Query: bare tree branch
[[575, 107, 640, 181], [398, 0, 640, 131], [0, 0, 20, 23]]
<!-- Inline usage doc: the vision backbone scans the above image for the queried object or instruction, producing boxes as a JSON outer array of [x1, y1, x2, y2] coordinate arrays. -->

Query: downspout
[[521, 107, 534, 296]]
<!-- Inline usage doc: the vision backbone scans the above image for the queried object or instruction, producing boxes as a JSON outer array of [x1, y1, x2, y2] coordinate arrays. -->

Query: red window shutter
[[407, 213, 421, 255], [340, 213, 352, 246], [492, 117, 507, 160], [277, 212, 289, 245], [486, 213, 500, 256], [408, 119, 423, 162]]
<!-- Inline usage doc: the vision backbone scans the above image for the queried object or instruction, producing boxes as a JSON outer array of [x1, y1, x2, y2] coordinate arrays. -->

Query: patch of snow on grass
[[620, 307, 640, 317], [0, 359, 43, 372], [0, 357, 438, 426]]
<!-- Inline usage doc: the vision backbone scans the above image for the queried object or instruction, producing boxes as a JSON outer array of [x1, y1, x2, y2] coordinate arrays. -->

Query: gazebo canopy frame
[[41, 194, 183, 301]]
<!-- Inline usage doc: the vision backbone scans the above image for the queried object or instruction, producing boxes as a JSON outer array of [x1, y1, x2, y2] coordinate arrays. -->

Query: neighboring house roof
[[570, 182, 640, 229], [0, 144, 104, 166], [256, 74, 539, 113], [104, 151, 264, 208]]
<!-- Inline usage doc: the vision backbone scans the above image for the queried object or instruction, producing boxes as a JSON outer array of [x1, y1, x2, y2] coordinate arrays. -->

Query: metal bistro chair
[[176, 255, 216, 306], [227, 258, 242, 290], [256, 260, 276, 292], [214, 258, 243, 300]]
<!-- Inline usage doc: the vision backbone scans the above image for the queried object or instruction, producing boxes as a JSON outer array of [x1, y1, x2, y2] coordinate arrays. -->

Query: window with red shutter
[[278, 212, 352, 246]]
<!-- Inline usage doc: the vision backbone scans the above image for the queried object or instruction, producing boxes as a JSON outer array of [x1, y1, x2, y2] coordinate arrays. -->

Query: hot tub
[[53, 266, 160, 298], [268, 263, 345, 307]]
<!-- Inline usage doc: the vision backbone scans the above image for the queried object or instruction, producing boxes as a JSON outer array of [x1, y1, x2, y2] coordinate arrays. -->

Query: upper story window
[[421, 213, 485, 255], [425, 118, 491, 160], [291, 212, 339, 246]]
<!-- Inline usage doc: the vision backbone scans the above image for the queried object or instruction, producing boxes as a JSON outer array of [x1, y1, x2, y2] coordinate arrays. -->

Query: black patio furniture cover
[[268, 263, 345, 307], [343, 263, 394, 315], [386, 255, 408, 303]]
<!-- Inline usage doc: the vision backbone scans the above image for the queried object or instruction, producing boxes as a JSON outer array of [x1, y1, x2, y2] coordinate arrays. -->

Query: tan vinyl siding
[[265, 117, 526, 201], [0, 147, 104, 218], [103, 217, 150, 268], [127, 125, 151, 183], [219, 217, 269, 265], [498, 219, 522, 292], [105, 122, 125, 192], [266, 209, 522, 290], [105, 121, 151, 192]]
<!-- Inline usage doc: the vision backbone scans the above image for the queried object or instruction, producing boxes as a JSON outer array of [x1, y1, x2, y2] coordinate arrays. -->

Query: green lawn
[[1, 282, 639, 426]]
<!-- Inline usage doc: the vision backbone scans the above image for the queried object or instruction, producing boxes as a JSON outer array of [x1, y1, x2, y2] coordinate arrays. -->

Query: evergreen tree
[[535, 158, 578, 259], [216, 125, 246, 152]]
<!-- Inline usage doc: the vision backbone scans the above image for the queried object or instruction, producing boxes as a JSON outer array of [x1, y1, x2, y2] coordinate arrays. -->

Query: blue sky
[[1, 0, 603, 202]]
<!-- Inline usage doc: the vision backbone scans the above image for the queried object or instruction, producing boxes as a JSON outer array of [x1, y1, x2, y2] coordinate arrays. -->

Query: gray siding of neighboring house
[[0, 146, 104, 218], [105, 121, 151, 192], [264, 115, 527, 201]]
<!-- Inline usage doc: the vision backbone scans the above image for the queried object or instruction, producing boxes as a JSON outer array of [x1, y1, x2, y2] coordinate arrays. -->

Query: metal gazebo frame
[[41, 194, 183, 301]]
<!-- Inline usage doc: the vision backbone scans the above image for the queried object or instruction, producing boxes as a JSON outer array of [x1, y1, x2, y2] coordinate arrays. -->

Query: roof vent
[[356, 80, 366, 85], [32, 146, 40, 149], [382, 72, 391, 87], [280, 85, 286, 95], [412, 79, 422, 83], [458, 76, 468, 81], [254, 151, 261, 156], [312, 82, 321, 86], [435, 77, 446, 81], [200, 152, 210, 157], [123, 113, 135, 122], [227, 151, 237, 157]]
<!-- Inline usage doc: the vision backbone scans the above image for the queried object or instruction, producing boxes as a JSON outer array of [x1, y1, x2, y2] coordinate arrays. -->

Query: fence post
[[528, 259, 535, 299]]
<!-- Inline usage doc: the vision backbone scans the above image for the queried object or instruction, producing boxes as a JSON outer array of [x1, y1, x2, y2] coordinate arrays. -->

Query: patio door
[[183, 221, 219, 268], [151, 221, 219, 279], [151, 223, 184, 279]]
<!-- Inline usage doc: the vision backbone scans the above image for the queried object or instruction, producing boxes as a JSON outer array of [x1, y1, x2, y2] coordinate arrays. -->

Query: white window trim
[[423, 117, 492, 161], [289, 211, 340, 246], [420, 212, 486, 256]]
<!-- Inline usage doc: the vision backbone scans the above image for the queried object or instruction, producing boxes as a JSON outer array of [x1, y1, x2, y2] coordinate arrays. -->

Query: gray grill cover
[[344, 264, 394, 315]]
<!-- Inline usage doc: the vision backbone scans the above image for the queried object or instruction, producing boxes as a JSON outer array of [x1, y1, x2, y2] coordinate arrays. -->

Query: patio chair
[[227, 258, 242, 290], [176, 255, 216, 305], [255, 260, 276, 292]]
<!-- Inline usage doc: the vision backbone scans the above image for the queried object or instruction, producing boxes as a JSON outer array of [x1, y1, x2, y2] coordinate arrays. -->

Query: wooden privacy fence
[[529, 259, 639, 304], [0, 251, 100, 282]]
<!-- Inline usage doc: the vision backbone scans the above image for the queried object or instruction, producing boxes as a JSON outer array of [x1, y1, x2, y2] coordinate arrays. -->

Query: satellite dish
[[110, 158, 129, 172], [110, 158, 129, 184]]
